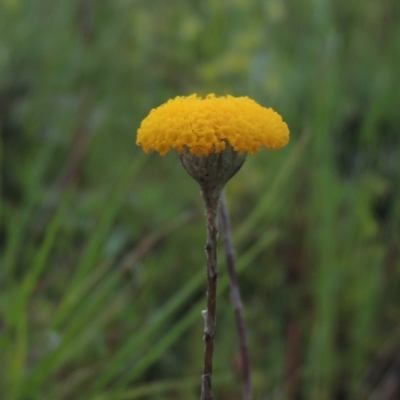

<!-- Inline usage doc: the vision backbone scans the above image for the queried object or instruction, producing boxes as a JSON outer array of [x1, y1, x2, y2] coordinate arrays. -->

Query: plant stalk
[[220, 191, 252, 400], [200, 186, 221, 400]]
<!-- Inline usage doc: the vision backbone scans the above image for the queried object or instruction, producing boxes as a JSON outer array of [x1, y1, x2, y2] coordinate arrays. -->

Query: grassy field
[[1, 1, 400, 399]]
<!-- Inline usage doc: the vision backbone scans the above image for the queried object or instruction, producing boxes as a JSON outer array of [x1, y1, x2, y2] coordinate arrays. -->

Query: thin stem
[[200, 186, 221, 400], [220, 191, 252, 400]]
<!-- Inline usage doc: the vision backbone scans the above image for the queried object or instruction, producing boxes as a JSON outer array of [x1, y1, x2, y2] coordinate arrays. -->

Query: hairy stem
[[200, 186, 221, 400], [220, 191, 252, 400]]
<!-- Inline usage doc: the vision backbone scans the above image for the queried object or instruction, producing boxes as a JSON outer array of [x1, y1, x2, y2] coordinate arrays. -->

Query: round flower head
[[137, 94, 289, 191], [136, 94, 289, 157]]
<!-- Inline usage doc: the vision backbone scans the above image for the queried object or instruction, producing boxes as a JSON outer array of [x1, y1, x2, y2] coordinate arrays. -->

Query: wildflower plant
[[137, 94, 289, 400]]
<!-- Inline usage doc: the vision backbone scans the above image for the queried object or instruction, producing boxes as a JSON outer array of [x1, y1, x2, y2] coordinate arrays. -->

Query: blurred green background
[[1, 0, 400, 399]]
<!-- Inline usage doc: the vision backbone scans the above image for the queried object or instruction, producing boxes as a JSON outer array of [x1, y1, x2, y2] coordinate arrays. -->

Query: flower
[[136, 94, 289, 157]]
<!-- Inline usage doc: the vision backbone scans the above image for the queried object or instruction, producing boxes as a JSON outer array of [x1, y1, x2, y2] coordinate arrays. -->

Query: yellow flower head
[[136, 94, 289, 156]]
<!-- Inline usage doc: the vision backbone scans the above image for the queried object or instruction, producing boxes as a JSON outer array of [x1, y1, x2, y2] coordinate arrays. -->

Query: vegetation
[[1, 0, 400, 399]]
